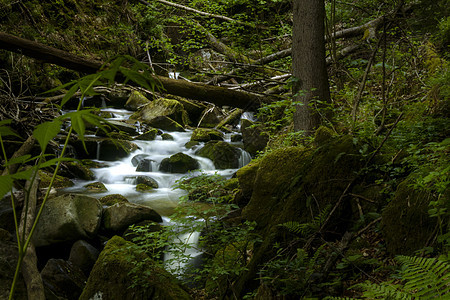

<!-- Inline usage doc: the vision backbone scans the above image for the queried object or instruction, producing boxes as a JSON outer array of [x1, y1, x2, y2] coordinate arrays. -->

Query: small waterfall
[[238, 148, 252, 168]]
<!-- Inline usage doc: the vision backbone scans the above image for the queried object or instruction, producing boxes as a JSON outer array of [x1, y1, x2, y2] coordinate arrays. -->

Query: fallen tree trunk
[[0, 32, 267, 109]]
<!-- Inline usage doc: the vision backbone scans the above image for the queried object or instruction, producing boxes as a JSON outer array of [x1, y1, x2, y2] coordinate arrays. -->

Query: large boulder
[[190, 128, 224, 142], [240, 119, 269, 156], [173, 96, 207, 125], [234, 136, 366, 295], [103, 120, 139, 136], [159, 152, 200, 173], [33, 194, 103, 247], [102, 202, 162, 233], [99, 194, 129, 206], [41, 258, 87, 300], [134, 128, 159, 141], [195, 141, 241, 169], [381, 176, 440, 255], [130, 98, 189, 127], [79, 236, 192, 300], [145, 116, 186, 132], [72, 137, 139, 161]]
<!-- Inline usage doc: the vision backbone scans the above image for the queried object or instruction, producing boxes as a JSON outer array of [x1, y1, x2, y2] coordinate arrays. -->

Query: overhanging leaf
[[40, 157, 76, 168], [33, 119, 63, 152], [0, 175, 13, 200]]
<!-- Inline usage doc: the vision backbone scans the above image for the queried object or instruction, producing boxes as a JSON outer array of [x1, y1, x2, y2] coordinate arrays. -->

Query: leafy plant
[[1, 55, 159, 299]]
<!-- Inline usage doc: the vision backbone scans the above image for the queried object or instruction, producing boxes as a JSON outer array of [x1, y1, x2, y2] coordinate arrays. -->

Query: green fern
[[279, 205, 331, 236], [354, 255, 450, 299]]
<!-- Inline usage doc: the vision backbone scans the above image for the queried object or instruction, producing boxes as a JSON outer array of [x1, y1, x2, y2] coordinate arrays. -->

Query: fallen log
[[0, 32, 267, 109]]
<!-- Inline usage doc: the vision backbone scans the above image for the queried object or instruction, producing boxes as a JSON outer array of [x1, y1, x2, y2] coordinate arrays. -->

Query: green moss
[[136, 183, 155, 192], [135, 128, 159, 141], [84, 182, 107, 193], [236, 161, 260, 199], [159, 152, 200, 173], [130, 98, 189, 127], [190, 128, 224, 142], [314, 126, 335, 146], [99, 194, 129, 206], [39, 170, 74, 189], [125, 90, 151, 110], [79, 236, 191, 300], [195, 141, 241, 169], [381, 176, 438, 255]]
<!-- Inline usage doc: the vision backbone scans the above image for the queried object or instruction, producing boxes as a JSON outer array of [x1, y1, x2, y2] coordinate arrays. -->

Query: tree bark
[[0, 32, 266, 109], [292, 0, 331, 134]]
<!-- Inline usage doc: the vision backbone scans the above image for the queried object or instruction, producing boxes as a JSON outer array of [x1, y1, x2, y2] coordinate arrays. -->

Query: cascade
[[64, 107, 252, 275]]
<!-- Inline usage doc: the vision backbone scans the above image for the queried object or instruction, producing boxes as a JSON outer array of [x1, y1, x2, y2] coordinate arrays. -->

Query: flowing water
[[63, 107, 252, 273]]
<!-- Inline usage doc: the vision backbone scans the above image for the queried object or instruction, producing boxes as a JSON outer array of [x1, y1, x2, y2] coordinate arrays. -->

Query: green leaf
[[11, 168, 35, 180], [0, 175, 13, 200], [6, 154, 32, 166], [61, 83, 80, 107], [0, 120, 21, 139], [33, 120, 63, 152]]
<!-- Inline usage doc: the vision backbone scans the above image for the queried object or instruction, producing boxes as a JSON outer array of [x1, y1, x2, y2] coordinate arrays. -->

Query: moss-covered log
[[0, 32, 266, 110]]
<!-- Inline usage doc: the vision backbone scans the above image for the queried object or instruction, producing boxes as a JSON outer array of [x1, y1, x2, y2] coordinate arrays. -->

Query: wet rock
[[84, 181, 108, 193], [79, 236, 192, 300], [195, 141, 241, 169], [146, 115, 185, 132], [41, 258, 87, 300], [68, 240, 100, 276], [216, 108, 243, 130], [185, 141, 200, 149], [240, 119, 269, 156], [102, 202, 162, 233], [32, 194, 103, 247], [103, 120, 139, 136], [198, 105, 225, 128], [136, 158, 155, 172], [125, 90, 151, 111], [190, 128, 224, 142], [130, 98, 189, 127], [72, 138, 139, 161], [136, 176, 159, 188], [159, 152, 200, 173], [161, 133, 174, 140], [135, 128, 159, 141], [99, 194, 129, 206], [131, 153, 150, 167], [136, 183, 155, 192], [231, 134, 243, 142]]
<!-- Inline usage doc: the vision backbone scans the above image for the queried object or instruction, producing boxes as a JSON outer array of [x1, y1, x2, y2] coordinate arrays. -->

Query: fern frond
[[355, 281, 413, 299], [396, 255, 450, 299]]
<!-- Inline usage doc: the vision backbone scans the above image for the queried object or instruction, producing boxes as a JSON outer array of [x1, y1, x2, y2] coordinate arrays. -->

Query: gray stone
[[69, 240, 100, 276], [102, 202, 162, 233], [33, 194, 102, 247], [159, 152, 200, 173]]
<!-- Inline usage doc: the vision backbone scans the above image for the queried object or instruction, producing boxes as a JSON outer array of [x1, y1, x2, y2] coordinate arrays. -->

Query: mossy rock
[[314, 126, 335, 146], [130, 98, 189, 127], [381, 176, 441, 255], [125, 90, 151, 111], [172, 96, 207, 125], [99, 194, 129, 206], [190, 128, 224, 142], [236, 161, 260, 199], [146, 116, 185, 132], [195, 141, 241, 169], [198, 105, 225, 128], [99, 139, 139, 161], [79, 236, 191, 300], [39, 170, 74, 189], [185, 141, 200, 149], [136, 176, 159, 188], [234, 136, 366, 295], [216, 108, 243, 130], [135, 128, 159, 141], [161, 133, 174, 140], [84, 182, 108, 193], [136, 183, 155, 192], [61, 161, 95, 180], [159, 152, 200, 173]]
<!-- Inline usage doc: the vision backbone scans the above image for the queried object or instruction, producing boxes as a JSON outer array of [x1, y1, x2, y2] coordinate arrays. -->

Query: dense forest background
[[0, 0, 449, 299]]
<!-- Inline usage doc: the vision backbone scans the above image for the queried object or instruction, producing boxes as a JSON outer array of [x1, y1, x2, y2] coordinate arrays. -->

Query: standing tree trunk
[[292, 0, 331, 135]]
